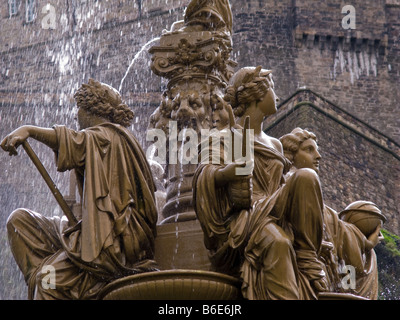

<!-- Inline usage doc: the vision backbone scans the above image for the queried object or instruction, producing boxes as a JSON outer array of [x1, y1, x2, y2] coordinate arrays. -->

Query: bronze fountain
[[0, 0, 385, 301]]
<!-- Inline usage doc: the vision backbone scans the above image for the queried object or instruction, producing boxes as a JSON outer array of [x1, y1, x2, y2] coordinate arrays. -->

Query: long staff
[[22, 140, 78, 225]]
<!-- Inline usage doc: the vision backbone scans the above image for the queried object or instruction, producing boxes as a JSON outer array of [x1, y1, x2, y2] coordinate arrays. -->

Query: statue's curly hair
[[279, 128, 317, 162], [224, 66, 272, 117], [74, 79, 134, 127]]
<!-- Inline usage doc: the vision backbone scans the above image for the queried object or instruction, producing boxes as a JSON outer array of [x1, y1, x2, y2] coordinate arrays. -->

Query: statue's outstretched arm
[[1, 125, 58, 156]]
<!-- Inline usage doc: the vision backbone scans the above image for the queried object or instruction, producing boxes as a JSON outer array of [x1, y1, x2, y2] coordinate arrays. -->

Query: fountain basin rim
[[318, 292, 369, 300], [97, 269, 242, 300]]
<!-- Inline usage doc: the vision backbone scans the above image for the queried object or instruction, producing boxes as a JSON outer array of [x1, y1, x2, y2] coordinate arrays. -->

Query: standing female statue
[[193, 66, 328, 300], [1, 79, 158, 299]]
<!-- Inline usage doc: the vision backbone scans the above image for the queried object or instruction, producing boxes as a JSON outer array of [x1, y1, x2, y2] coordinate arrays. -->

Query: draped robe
[[322, 206, 379, 299], [7, 123, 158, 299], [193, 132, 326, 299]]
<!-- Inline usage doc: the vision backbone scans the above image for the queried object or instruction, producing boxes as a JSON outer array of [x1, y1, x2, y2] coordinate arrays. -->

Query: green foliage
[[376, 229, 400, 300], [381, 229, 400, 257]]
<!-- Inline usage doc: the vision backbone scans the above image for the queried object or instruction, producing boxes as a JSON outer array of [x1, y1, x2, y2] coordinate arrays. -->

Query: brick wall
[[1, 1, 398, 143], [229, 0, 400, 144]]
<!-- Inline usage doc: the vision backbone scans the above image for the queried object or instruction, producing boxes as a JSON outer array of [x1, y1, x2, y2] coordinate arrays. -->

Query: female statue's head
[[74, 79, 134, 128], [224, 66, 277, 118], [280, 127, 321, 173]]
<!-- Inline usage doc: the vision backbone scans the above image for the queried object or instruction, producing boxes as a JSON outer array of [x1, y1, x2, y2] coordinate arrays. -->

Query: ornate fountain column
[[148, 0, 237, 223]]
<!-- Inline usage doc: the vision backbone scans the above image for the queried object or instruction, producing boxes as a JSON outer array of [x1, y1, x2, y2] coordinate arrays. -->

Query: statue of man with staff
[[1, 79, 158, 300]]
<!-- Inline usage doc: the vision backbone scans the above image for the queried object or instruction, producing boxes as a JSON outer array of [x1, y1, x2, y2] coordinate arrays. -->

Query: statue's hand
[[215, 161, 253, 187], [365, 225, 383, 251], [312, 277, 329, 293], [320, 240, 334, 260], [1, 126, 30, 156]]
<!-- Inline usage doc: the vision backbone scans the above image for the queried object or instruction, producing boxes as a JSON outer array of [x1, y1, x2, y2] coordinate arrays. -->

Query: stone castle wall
[[1, 0, 399, 141], [230, 0, 400, 144]]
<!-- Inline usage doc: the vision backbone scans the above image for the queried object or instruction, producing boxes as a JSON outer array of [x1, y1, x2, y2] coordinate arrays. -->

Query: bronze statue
[[1, 79, 158, 299], [1, 0, 387, 301], [280, 127, 385, 299], [193, 66, 329, 300]]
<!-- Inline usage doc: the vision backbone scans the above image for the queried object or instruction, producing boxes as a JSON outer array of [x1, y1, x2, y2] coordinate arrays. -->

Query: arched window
[[26, 0, 35, 23], [9, 0, 18, 17]]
